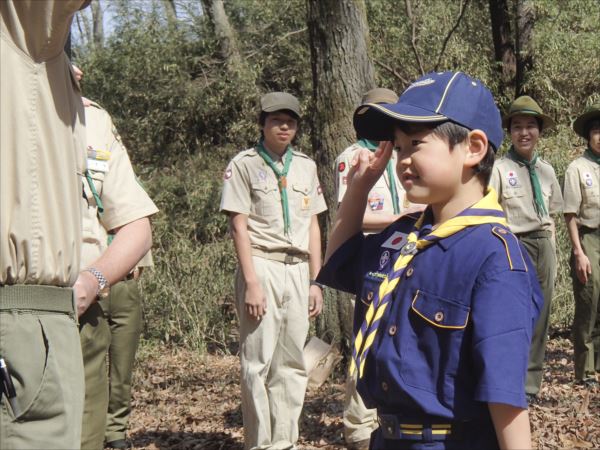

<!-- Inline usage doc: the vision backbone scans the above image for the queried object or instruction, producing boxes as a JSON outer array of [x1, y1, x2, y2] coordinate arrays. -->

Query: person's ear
[[464, 130, 488, 168]]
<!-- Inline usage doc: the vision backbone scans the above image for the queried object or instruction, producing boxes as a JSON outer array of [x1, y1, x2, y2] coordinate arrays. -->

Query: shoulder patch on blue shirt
[[491, 226, 527, 272]]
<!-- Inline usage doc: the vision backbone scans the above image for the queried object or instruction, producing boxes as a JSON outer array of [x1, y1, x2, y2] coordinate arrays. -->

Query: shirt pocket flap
[[502, 189, 524, 199], [411, 289, 470, 329], [251, 182, 277, 194], [292, 184, 309, 195]]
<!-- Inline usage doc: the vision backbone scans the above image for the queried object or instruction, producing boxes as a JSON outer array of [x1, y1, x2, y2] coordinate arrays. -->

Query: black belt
[[579, 225, 598, 235], [378, 414, 466, 441], [0, 285, 75, 314], [516, 229, 552, 239]]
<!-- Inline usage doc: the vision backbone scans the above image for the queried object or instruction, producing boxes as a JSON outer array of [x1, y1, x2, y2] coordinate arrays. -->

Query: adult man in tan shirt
[[78, 89, 158, 450], [221, 93, 327, 450], [563, 104, 600, 386], [1, 2, 90, 448]]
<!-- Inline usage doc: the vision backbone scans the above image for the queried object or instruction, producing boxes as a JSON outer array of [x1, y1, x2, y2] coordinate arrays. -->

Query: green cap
[[502, 95, 554, 131], [573, 104, 600, 139], [361, 88, 398, 105], [260, 92, 301, 118]]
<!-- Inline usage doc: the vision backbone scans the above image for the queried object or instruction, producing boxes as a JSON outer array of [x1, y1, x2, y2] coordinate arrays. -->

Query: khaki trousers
[[519, 233, 556, 395], [101, 279, 144, 443], [0, 286, 84, 450], [571, 229, 600, 380], [343, 299, 377, 444], [80, 302, 111, 450], [236, 257, 309, 450]]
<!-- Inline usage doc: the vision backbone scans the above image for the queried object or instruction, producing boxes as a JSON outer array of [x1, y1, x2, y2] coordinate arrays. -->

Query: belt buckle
[[284, 254, 294, 264]]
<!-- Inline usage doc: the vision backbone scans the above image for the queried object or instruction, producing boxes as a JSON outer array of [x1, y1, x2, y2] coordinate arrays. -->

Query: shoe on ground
[[575, 378, 599, 388], [346, 438, 370, 450], [105, 439, 131, 450]]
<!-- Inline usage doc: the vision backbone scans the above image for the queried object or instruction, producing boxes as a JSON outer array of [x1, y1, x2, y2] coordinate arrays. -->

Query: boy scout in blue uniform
[[317, 71, 543, 449], [564, 104, 600, 386], [489, 96, 563, 400]]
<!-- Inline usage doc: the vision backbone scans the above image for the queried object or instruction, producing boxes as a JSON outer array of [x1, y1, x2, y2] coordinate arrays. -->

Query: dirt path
[[125, 336, 598, 449]]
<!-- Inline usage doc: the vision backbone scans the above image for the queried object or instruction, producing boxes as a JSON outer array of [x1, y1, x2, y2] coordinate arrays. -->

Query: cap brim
[[262, 104, 300, 117], [353, 103, 447, 141], [573, 110, 600, 138], [502, 111, 555, 131]]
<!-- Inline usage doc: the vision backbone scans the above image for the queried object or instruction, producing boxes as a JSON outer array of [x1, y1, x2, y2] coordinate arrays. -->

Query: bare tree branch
[[244, 27, 307, 59], [434, 0, 470, 71], [404, 0, 425, 75], [373, 58, 410, 85]]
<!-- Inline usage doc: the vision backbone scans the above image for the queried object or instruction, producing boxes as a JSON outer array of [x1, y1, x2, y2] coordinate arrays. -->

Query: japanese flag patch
[[381, 231, 408, 250], [506, 171, 519, 187]]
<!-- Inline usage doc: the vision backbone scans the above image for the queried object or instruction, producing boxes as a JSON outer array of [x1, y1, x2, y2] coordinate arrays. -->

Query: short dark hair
[[396, 120, 495, 186]]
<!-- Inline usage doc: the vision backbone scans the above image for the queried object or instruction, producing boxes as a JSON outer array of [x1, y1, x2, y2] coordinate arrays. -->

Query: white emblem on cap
[[404, 78, 435, 92]]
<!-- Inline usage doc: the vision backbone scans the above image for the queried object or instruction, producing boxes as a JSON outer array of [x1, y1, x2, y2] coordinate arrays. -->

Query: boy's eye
[[411, 140, 422, 146]]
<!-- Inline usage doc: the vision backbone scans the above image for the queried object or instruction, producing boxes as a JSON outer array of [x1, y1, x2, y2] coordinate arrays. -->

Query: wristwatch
[[310, 279, 325, 290], [85, 267, 110, 298]]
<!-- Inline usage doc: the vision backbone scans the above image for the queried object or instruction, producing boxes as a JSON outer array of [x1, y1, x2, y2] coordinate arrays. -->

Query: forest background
[[73, 0, 600, 355]]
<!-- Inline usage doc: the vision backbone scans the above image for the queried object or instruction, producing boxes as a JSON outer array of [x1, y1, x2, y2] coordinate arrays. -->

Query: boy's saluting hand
[[347, 141, 394, 192]]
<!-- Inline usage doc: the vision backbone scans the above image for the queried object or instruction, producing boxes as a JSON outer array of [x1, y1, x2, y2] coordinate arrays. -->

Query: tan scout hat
[[502, 95, 554, 131], [573, 104, 600, 139], [361, 88, 399, 105], [260, 92, 301, 118]]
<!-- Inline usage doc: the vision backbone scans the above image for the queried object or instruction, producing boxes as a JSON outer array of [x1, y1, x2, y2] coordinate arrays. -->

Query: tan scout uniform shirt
[[81, 101, 159, 269], [335, 143, 407, 213], [1, 1, 87, 286], [563, 153, 600, 229], [490, 152, 564, 234], [220, 148, 327, 255]]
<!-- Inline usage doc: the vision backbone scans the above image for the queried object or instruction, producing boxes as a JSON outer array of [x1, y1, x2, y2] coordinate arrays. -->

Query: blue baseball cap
[[353, 71, 504, 151]]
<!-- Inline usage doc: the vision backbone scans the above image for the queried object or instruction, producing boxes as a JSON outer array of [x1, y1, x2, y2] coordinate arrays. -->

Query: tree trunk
[[489, 0, 517, 101], [515, 0, 535, 96], [201, 0, 242, 70], [163, 0, 177, 25], [91, 0, 104, 47], [307, 0, 375, 348]]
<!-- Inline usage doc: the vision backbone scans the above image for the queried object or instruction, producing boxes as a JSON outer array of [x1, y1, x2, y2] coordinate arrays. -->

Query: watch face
[[98, 286, 110, 299]]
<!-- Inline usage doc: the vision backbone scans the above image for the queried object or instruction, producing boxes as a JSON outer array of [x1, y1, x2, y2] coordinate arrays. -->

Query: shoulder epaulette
[[232, 148, 258, 161], [491, 225, 527, 272]]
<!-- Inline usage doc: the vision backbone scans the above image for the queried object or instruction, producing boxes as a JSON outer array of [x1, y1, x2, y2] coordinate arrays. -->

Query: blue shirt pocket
[[399, 289, 470, 396]]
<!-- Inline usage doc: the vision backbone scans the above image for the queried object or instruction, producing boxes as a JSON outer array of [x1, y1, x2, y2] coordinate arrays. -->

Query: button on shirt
[[490, 152, 563, 234], [220, 147, 327, 255], [317, 214, 542, 420], [563, 153, 600, 229]]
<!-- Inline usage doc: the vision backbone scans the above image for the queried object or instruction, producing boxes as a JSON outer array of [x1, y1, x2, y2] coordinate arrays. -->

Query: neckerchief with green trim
[[508, 146, 548, 217], [584, 147, 600, 165], [350, 188, 507, 378], [358, 139, 400, 214], [256, 140, 293, 235]]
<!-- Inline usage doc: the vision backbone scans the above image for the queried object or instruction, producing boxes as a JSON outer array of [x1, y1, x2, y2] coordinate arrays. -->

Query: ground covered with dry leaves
[[125, 333, 598, 449]]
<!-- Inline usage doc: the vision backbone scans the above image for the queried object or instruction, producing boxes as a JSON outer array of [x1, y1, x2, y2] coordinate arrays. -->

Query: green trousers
[[571, 228, 600, 381], [101, 279, 143, 443], [80, 302, 111, 450], [518, 232, 556, 395], [0, 286, 84, 450]]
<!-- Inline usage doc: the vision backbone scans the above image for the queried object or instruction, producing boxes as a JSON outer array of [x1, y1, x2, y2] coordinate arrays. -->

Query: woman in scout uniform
[[220, 92, 327, 450], [77, 85, 159, 450], [563, 104, 600, 386], [318, 71, 542, 449], [490, 95, 563, 401]]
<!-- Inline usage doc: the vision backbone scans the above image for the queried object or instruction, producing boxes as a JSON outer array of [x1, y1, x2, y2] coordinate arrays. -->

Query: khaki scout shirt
[[81, 101, 159, 269], [1, 1, 87, 286], [563, 153, 600, 229], [220, 147, 327, 255], [490, 152, 563, 234], [335, 143, 408, 216]]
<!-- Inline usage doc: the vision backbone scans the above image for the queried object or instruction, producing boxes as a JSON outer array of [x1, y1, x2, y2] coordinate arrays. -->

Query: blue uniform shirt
[[318, 213, 543, 421]]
